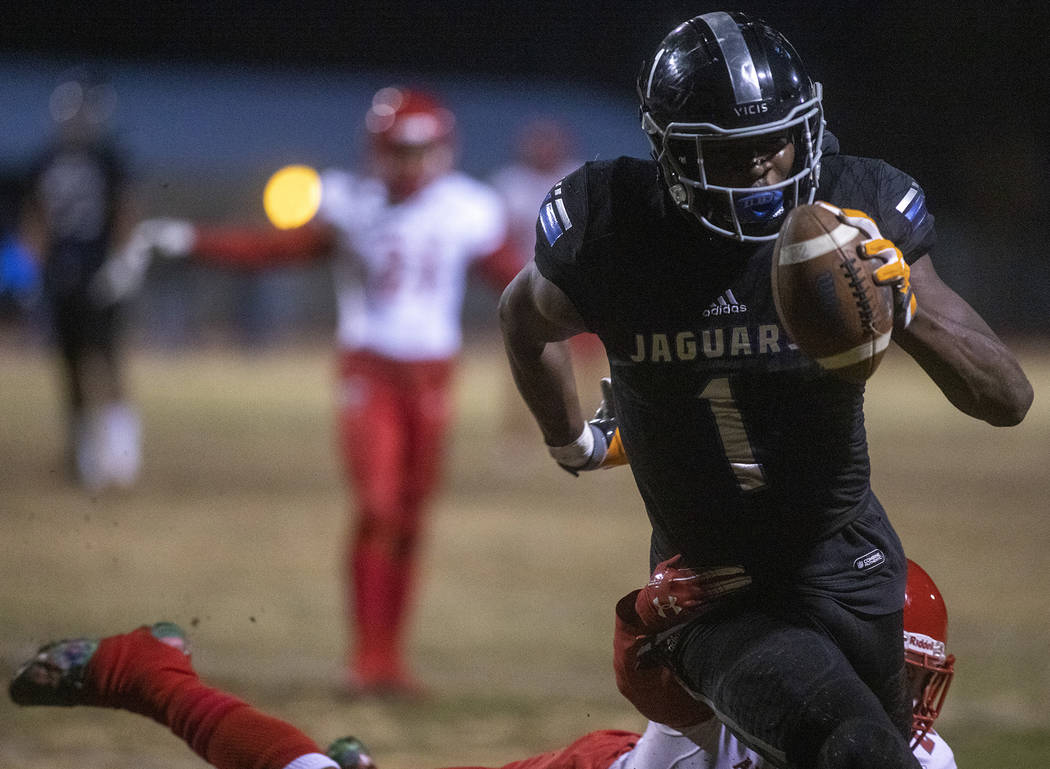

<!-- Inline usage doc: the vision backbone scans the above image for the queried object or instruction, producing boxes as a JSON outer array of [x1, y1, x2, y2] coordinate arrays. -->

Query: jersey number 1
[[698, 378, 766, 492]]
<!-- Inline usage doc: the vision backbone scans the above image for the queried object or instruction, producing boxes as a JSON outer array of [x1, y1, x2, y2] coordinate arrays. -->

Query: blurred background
[[2, 2, 1048, 768], [3, 0, 1048, 344]]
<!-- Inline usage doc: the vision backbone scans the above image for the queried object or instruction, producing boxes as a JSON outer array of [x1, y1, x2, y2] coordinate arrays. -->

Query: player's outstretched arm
[[499, 261, 591, 452], [191, 221, 334, 270], [894, 254, 1032, 426]]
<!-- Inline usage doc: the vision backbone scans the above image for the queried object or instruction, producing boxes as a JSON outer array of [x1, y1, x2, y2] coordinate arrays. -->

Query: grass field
[[1, 336, 1047, 768]]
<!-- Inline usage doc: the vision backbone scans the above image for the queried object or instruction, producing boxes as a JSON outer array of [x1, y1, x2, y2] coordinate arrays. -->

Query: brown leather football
[[771, 202, 894, 383]]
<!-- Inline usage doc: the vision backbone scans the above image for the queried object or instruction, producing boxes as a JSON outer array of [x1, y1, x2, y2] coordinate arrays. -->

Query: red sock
[[385, 540, 419, 671], [350, 537, 400, 679], [86, 627, 323, 769]]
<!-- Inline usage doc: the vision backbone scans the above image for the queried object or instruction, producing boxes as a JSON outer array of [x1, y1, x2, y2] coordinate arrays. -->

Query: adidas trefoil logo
[[703, 289, 747, 317]]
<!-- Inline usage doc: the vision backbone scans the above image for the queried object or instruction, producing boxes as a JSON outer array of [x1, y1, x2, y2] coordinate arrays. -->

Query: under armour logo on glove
[[649, 594, 683, 619], [634, 555, 752, 633]]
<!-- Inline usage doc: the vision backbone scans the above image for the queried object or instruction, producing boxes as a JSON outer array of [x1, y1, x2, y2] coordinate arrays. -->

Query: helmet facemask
[[904, 635, 955, 748], [642, 86, 824, 242]]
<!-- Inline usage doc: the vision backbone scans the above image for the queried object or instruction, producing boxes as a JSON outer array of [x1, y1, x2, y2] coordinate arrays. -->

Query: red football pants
[[335, 349, 454, 680]]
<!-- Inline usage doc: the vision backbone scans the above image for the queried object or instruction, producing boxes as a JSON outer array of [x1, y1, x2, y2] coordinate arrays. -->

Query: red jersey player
[[156, 86, 516, 696]]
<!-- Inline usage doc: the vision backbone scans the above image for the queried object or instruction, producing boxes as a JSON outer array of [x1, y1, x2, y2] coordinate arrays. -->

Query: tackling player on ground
[[499, 10, 1030, 769], [9, 560, 957, 769]]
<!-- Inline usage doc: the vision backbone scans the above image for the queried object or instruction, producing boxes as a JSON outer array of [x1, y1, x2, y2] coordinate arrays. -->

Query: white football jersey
[[608, 720, 762, 769], [608, 720, 956, 769], [914, 730, 956, 769], [491, 159, 579, 266], [318, 169, 506, 360]]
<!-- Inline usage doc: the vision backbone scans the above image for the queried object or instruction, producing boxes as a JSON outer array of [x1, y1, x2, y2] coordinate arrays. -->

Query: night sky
[[6, 2, 1048, 330], [7, 2, 1045, 205]]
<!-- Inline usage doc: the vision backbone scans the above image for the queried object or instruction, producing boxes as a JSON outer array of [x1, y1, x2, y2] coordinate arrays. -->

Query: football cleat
[[147, 621, 191, 655], [9, 622, 189, 707], [9, 636, 99, 707], [326, 736, 378, 769]]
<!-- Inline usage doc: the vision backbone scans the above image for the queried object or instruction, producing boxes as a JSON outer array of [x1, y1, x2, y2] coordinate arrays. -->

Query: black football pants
[[50, 289, 123, 412], [664, 594, 919, 769]]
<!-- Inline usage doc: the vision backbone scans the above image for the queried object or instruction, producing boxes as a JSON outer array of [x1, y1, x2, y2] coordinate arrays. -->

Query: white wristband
[[547, 424, 594, 468], [280, 753, 340, 769]]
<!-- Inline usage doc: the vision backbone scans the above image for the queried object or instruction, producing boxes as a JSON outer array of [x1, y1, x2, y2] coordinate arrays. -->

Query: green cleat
[[148, 621, 191, 655], [8, 622, 189, 707], [326, 736, 377, 769], [8, 636, 99, 706]]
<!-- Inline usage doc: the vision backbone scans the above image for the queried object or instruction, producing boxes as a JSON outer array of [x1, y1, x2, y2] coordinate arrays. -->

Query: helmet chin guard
[[638, 12, 824, 242]]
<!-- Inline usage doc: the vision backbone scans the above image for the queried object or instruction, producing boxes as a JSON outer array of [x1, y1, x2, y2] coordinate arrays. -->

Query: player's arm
[[499, 260, 588, 448], [89, 219, 335, 305], [836, 195, 1032, 427], [895, 254, 1032, 426], [500, 262, 626, 472], [186, 164, 335, 269], [191, 221, 334, 269], [86, 190, 147, 306]]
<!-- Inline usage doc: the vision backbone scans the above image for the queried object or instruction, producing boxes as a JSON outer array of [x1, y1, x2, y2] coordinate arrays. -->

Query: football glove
[[613, 590, 714, 729], [833, 205, 918, 331], [140, 218, 197, 258], [88, 218, 196, 307], [548, 377, 629, 475], [633, 555, 752, 633]]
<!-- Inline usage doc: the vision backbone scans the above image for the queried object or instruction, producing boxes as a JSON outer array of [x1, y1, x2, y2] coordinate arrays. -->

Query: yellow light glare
[[263, 164, 322, 230]]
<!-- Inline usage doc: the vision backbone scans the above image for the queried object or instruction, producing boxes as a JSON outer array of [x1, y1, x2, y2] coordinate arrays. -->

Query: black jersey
[[534, 146, 935, 573], [29, 139, 127, 298]]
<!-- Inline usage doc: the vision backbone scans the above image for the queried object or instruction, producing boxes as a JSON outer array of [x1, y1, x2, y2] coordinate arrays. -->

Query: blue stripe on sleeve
[[903, 191, 927, 225], [540, 197, 565, 245]]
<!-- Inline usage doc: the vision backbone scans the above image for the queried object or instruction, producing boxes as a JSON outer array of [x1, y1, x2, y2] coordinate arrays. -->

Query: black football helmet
[[638, 11, 824, 242]]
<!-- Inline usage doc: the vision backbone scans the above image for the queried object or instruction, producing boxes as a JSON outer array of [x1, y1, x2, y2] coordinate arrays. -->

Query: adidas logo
[[703, 289, 747, 317]]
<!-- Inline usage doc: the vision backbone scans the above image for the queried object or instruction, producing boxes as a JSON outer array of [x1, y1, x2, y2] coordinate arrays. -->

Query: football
[[771, 202, 894, 383]]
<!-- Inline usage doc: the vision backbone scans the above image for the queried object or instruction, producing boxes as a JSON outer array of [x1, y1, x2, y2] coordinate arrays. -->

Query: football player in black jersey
[[20, 67, 141, 492], [499, 11, 1032, 769]]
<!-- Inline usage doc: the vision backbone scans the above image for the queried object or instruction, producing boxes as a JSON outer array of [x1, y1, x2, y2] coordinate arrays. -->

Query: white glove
[[89, 218, 196, 306], [137, 218, 197, 258]]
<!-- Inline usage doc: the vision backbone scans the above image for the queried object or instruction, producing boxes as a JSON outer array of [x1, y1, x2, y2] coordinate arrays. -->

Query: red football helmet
[[365, 87, 455, 200], [903, 559, 955, 747]]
